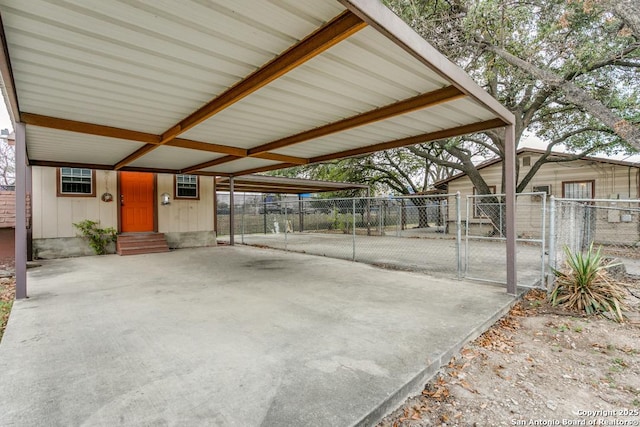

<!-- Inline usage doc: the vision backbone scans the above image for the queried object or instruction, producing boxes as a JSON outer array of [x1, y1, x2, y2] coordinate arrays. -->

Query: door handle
[[120, 194, 124, 206]]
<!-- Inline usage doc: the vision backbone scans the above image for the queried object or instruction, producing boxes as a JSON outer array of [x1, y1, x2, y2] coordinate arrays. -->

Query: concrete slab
[[0, 246, 515, 426]]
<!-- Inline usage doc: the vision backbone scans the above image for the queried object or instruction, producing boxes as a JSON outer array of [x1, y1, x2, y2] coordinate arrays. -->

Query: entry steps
[[116, 233, 170, 256]]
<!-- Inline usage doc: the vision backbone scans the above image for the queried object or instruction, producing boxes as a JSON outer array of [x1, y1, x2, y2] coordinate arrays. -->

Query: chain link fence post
[[284, 201, 288, 250], [352, 198, 356, 261]]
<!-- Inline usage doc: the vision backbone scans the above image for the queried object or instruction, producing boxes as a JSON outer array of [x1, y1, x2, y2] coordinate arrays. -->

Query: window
[[57, 168, 95, 197], [473, 186, 497, 218], [522, 156, 531, 167], [562, 180, 594, 199], [175, 174, 199, 199]]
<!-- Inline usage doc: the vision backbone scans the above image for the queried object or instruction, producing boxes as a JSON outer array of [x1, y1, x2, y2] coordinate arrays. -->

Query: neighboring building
[[32, 167, 216, 259], [434, 149, 640, 243], [0, 190, 15, 260]]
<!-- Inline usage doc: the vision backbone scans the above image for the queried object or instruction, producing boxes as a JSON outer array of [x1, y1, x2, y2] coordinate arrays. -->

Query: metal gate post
[[456, 192, 462, 280], [465, 196, 470, 277], [547, 196, 556, 290], [284, 201, 288, 250], [396, 201, 400, 237]]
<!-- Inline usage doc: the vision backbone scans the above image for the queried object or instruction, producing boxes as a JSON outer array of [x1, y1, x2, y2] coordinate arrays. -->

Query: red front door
[[120, 172, 154, 232]]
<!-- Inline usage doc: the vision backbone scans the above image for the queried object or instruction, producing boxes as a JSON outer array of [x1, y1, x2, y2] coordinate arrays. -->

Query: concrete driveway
[[0, 246, 515, 426]]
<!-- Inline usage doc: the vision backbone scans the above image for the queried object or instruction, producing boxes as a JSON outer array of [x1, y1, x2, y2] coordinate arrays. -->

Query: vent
[[522, 156, 531, 167]]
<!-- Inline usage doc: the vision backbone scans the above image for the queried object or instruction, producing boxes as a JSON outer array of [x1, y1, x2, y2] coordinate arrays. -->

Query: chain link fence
[[464, 193, 546, 287], [217, 193, 640, 289], [215, 193, 548, 287], [219, 194, 462, 277], [548, 198, 640, 287]]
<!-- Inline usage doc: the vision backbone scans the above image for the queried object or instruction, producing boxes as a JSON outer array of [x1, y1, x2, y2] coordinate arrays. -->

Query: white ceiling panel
[[26, 127, 145, 165], [201, 157, 281, 175], [0, 0, 511, 176], [127, 146, 225, 170]]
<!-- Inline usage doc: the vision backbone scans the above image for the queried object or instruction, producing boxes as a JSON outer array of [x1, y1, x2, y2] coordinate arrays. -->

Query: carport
[[0, 0, 517, 297]]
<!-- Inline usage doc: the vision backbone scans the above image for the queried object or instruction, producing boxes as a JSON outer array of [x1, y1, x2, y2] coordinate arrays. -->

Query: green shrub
[[550, 243, 627, 322], [73, 220, 117, 255]]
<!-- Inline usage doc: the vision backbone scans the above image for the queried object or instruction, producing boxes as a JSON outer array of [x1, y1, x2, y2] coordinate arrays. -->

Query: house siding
[[442, 153, 640, 244], [32, 167, 118, 239], [157, 174, 214, 233], [32, 167, 216, 257]]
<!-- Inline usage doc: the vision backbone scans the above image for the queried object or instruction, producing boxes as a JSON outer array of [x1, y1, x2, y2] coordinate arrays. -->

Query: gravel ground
[[378, 281, 640, 427]]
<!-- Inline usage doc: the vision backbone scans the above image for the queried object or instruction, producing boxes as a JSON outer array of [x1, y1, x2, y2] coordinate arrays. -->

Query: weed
[[73, 220, 117, 255]]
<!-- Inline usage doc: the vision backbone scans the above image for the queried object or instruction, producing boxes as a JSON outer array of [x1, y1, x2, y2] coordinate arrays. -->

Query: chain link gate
[[464, 192, 547, 288]]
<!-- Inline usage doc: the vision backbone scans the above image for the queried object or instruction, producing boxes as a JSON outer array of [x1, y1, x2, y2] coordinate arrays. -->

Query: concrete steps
[[116, 233, 169, 256]]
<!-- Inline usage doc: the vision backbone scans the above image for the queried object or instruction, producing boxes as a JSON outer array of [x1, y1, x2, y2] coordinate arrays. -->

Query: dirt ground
[[378, 279, 640, 427]]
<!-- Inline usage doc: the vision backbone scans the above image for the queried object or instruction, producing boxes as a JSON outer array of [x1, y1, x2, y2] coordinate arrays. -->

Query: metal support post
[[284, 202, 288, 250], [212, 176, 218, 235], [504, 125, 518, 294], [540, 194, 547, 289], [456, 192, 462, 280], [241, 192, 245, 244], [15, 122, 27, 299], [229, 176, 235, 246]]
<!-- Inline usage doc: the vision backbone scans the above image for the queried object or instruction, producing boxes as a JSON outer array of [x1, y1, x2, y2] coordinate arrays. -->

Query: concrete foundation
[[164, 230, 217, 249], [32, 237, 116, 259]]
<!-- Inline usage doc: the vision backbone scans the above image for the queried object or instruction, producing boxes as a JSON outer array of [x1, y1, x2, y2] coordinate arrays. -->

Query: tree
[[380, 0, 639, 195], [276, 0, 639, 235], [0, 137, 15, 188]]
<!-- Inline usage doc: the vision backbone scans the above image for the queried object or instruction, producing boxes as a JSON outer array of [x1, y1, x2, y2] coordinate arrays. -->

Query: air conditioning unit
[[532, 185, 551, 195]]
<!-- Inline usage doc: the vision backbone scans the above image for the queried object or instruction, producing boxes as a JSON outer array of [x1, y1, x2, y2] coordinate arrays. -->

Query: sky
[[0, 99, 11, 134]]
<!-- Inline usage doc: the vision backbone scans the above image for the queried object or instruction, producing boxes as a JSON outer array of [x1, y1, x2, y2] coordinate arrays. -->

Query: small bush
[[73, 220, 117, 255], [550, 243, 628, 322]]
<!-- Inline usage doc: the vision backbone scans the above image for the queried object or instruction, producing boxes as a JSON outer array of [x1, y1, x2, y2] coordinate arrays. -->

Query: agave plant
[[550, 243, 627, 322]]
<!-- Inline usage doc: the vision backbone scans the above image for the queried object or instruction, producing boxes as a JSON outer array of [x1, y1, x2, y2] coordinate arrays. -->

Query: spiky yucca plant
[[550, 243, 627, 322]]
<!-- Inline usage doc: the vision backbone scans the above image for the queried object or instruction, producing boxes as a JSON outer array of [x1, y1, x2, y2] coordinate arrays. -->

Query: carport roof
[[0, 0, 514, 177], [215, 175, 368, 194]]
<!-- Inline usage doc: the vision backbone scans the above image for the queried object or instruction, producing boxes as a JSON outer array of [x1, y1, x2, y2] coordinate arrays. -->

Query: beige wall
[[444, 153, 640, 242], [446, 153, 640, 200], [157, 174, 215, 233], [33, 167, 215, 238], [32, 167, 118, 238]]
